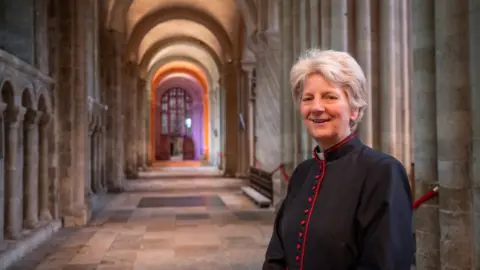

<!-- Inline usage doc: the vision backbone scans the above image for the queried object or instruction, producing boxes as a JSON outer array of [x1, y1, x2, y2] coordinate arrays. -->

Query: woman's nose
[[311, 99, 325, 111]]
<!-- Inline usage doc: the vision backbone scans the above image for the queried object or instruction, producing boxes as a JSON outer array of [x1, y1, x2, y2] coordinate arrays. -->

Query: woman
[[263, 49, 414, 270]]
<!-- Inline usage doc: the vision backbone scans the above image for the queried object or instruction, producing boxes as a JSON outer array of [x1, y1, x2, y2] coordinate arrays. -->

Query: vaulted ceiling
[[106, 0, 258, 90]]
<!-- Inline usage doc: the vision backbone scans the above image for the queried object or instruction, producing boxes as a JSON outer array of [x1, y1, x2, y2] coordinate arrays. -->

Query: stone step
[[137, 166, 222, 179], [125, 178, 246, 192]]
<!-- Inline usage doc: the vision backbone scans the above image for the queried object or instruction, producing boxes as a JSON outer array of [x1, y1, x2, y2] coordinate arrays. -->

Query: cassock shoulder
[[358, 147, 412, 205]]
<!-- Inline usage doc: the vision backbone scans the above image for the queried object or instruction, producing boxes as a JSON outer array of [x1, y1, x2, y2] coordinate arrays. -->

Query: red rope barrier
[[413, 186, 438, 209]]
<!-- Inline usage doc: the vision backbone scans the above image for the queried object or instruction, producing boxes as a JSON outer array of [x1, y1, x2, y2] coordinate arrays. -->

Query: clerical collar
[[313, 133, 361, 163]]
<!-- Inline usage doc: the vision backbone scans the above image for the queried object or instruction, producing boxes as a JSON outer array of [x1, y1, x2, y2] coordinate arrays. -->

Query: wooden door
[[155, 135, 170, 160], [183, 136, 195, 160]]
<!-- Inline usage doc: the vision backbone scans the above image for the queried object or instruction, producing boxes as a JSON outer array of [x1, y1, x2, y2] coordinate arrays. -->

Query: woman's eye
[[325, 95, 337, 100], [302, 97, 313, 101]]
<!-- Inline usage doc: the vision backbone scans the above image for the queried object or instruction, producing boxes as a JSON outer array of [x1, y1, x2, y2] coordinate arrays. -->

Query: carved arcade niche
[[1, 48, 55, 242]]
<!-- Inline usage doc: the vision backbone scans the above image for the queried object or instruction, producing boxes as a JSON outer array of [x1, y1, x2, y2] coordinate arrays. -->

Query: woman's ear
[[350, 107, 359, 123]]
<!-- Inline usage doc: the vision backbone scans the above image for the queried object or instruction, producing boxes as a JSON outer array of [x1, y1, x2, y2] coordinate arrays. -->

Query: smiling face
[[300, 73, 359, 150]]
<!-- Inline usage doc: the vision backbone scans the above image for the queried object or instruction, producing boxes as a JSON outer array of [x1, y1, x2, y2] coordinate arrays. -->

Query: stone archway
[[139, 36, 222, 74], [149, 63, 211, 164], [154, 75, 204, 162], [126, 5, 233, 61]]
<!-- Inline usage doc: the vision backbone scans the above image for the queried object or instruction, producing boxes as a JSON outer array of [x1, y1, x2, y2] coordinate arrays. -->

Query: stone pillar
[[70, 0, 89, 225], [469, 1, 480, 266], [435, 1, 473, 269], [291, 1, 303, 166], [4, 106, 26, 239], [379, 0, 403, 160], [331, 0, 348, 51], [298, 0, 311, 160], [355, 0, 373, 146], [320, 0, 331, 49], [93, 125, 103, 193], [137, 79, 147, 170], [23, 109, 41, 229], [412, 1, 439, 268], [0, 101, 7, 241], [100, 105, 108, 191], [309, 0, 320, 47], [123, 62, 138, 178], [280, 0, 295, 196], [103, 30, 125, 191], [87, 99, 95, 197], [223, 61, 239, 176], [39, 113, 52, 221]]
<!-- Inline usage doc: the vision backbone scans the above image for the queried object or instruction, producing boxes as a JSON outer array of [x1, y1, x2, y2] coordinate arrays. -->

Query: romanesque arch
[[139, 36, 222, 73], [149, 63, 210, 163], [126, 6, 233, 61], [154, 75, 205, 161]]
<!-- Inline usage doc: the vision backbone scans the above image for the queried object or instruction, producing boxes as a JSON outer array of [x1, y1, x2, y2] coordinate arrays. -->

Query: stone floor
[[8, 176, 275, 270]]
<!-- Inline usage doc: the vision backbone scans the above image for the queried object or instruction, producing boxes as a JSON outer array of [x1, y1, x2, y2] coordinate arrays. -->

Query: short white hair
[[290, 49, 368, 130]]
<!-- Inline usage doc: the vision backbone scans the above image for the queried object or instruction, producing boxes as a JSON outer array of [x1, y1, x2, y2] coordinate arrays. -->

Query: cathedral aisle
[[8, 177, 275, 270]]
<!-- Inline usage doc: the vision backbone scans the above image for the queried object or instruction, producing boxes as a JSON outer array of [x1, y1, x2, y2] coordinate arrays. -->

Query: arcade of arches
[[0, 0, 479, 269]]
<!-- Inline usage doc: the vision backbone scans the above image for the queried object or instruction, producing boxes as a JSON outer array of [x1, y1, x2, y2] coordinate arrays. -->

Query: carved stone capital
[[39, 113, 52, 126], [24, 109, 43, 127]]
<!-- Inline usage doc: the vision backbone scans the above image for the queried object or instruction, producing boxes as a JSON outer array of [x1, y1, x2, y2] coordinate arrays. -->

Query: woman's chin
[[311, 131, 334, 142]]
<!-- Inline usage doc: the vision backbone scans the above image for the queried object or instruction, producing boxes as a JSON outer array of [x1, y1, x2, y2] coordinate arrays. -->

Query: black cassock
[[263, 133, 414, 270]]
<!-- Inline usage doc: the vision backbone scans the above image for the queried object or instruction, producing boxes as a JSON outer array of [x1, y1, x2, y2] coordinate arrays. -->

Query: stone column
[[223, 61, 239, 176], [469, 1, 480, 266], [55, 0, 75, 219], [93, 125, 103, 193], [331, 0, 348, 51], [379, 0, 403, 160], [320, 0, 331, 49], [412, 1, 439, 268], [86, 99, 95, 197], [136, 79, 147, 171], [101, 105, 108, 191], [23, 109, 41, 229], [4, 106, 26, 239], [123, 62, 138, 178], [435, 1, 473, 269], [355, 0, 373, 147], [291, 1, 303, 166], [299, 0, 311, 160], [0, 101, 7, 240], [38, 113, 52, 221], [309, 0, 320, 47], [70, 0, 88, 225], [105, 30, 125, 191], [280, 0, 295, 196]]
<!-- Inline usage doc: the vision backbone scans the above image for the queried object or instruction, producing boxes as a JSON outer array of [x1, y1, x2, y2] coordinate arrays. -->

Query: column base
[[125, 169, 138, 179], [24, 219, 40, 230], [108, 186, 125, 193], [62, 205, 91, 227]]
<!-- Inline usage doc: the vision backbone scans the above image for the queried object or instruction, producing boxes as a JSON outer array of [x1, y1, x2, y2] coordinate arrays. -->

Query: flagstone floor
[[8, 177, 275, 270]]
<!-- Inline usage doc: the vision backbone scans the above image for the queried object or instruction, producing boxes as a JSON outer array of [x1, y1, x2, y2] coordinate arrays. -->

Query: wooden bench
[[242, 167, 273, 208]]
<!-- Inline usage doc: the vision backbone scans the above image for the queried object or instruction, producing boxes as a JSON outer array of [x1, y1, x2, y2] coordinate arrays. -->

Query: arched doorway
[[155, 87, 196, 161]]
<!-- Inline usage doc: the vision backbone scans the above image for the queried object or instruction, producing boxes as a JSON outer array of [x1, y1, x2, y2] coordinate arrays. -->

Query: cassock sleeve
[[355, 157, 414, 270]]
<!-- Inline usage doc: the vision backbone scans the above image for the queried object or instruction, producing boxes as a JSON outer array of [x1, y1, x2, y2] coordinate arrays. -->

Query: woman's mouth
[[310, 119, 330, 124]]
